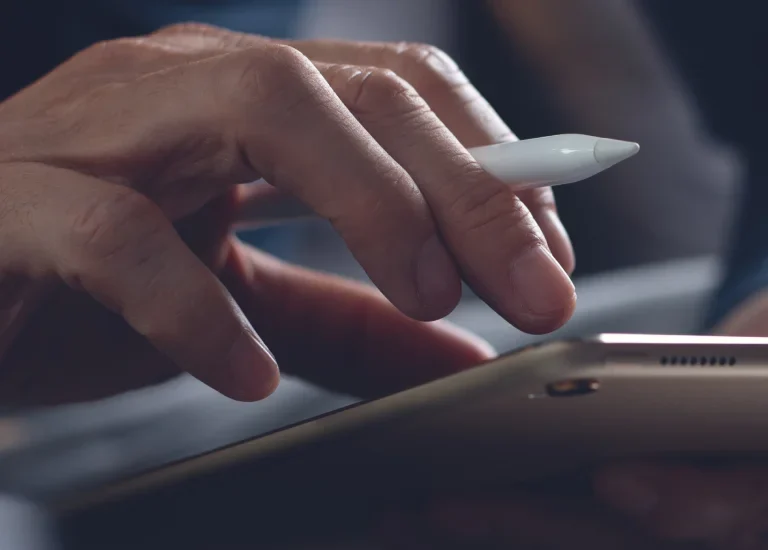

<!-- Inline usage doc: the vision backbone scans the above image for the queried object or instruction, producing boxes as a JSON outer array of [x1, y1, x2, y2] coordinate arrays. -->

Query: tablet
[[56, 334, 768, 548]]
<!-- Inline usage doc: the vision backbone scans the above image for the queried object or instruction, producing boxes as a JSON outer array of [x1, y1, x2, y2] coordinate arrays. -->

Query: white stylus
[[470, 134, 639, 188], [238, 134, 639, 226]]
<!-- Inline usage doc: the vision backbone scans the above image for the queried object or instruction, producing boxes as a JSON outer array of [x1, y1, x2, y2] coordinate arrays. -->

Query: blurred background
[[0, 0, 762, 546]]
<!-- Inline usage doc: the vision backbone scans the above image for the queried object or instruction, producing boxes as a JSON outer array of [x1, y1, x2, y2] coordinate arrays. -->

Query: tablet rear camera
[[545, 378, 600, 397]]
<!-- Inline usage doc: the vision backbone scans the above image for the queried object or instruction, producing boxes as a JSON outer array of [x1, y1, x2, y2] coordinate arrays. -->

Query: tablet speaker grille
[[659, 355, 736, 366]]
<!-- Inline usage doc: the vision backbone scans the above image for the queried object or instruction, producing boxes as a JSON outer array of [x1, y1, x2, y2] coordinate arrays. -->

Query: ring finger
[[290, 38, 576, 275]]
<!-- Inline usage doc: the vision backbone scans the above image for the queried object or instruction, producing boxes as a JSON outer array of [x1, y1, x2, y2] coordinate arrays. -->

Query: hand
[[0, 24, 575, 407]]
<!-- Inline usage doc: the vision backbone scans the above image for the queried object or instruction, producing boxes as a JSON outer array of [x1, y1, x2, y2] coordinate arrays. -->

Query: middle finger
[[318, 61, 575, 332], [291, 38, 576, 274]]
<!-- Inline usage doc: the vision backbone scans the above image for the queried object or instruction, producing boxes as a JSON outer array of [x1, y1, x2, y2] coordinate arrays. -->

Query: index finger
[[289, 39, 576, 274], [311, 60, 575, 332]]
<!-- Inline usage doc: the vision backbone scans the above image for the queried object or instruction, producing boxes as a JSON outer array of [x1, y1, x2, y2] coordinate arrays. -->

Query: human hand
[[0, 25, 575, 406]]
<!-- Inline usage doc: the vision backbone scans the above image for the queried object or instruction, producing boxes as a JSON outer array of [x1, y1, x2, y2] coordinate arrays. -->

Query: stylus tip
[[594, 138, 640, 167]]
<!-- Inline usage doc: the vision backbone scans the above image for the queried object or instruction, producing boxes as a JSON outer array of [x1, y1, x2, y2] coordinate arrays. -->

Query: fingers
[[1, 163, 278, 401], [519, 188, 576, 276], [220, 239, 494, 398], [18, 27, 575, 331], [290, 39, 576, 274], [595, 462, 768, 547], [126, 44, 461, 320], [290, 40, 509, 149], [314, 61, 575, 331], [141, 26, 575, 329], [145, 27, 462, 320]]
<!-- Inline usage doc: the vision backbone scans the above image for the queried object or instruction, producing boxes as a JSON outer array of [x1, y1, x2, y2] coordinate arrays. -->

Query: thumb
[[220, 239, 494, 398]]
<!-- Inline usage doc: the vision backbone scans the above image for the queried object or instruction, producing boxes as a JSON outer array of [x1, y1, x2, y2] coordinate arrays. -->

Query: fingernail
[[509, 245, 576, 322], [228, 331, 280, 400], [416, 235, 460, 316], [597, 472, 659, 518]]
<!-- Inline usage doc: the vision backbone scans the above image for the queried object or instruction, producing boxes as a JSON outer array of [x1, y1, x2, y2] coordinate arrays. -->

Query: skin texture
[[0, 24, 575, 407]]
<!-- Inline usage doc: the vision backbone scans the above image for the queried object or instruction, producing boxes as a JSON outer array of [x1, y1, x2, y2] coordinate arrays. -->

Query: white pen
[[238, 134, 639, 226], [470, 134, 639, 188]]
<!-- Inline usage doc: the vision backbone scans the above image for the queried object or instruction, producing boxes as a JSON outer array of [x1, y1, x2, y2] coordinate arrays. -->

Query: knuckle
[[107, 37, 146, 49], [341, 67, 425, 118], [79, 39, 116, 57], [260, 43, 314, 84], [153, 22, 221, 37], [395, 43, 459, 77], [69, 190, 164, 264], [397, 43, 450, 65], [79, 40, 111, 59], [79, 38, 136, 60], [77, 37, 167, 67], [226, 44, 315, 112], [392, 42, 463, 86], [248, 43, 310, 83]]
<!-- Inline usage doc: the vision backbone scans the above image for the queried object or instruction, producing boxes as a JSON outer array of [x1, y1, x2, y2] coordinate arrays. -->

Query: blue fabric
[[705, 165, 768, 330], [707, 261, 768, 330]]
